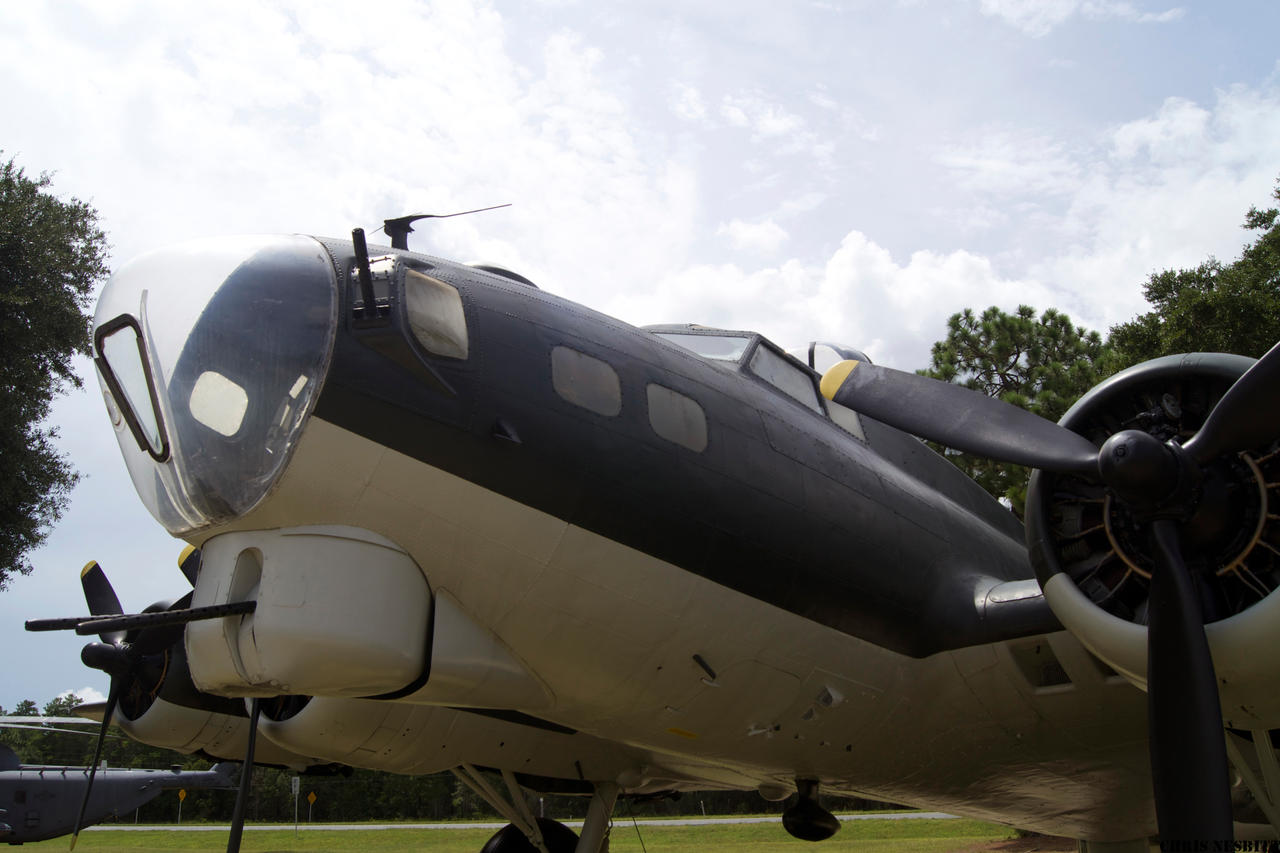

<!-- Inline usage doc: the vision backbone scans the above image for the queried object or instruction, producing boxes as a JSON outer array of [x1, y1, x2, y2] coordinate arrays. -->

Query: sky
[[1, 0, 1278, 711]]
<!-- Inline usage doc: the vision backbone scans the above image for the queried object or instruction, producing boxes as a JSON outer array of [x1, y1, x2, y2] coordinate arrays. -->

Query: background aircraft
[[27, 225, 1280, 853], [0, 724, 236, 845]]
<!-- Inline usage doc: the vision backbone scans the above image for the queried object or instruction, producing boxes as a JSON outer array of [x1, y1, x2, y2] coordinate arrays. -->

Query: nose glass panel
[[98, 320, 165, 456], [94, 235, 338, 535]]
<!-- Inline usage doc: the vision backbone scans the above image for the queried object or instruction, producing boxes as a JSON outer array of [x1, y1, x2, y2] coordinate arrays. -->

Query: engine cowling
[[101, 641, 320, 769], [112, 694, 320, 770], [1026, 353, 1280, 730], [255, 694, 644, 786], [98, 630, 324, 769]]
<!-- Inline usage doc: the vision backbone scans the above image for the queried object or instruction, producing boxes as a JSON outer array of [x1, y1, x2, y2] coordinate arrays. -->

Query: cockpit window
[[654, 332, 752, 362], [405, 269, 469, 359], [96, 316, 167, 459], [748, 344, 823, 412]]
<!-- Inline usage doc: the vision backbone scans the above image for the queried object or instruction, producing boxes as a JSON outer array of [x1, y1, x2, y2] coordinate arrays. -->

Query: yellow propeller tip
[[819, 359, 861, 401], [79, 561, 99, 579], [179, 544, 197, 565]]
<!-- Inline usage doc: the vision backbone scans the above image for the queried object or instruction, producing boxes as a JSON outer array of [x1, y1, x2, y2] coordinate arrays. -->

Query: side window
[[748, 345, 822, 412], [96, 317, 168, 459], [405, 270, 469, 359], [552, 347, 622, 416], [646, 384, 708, 452], [827, 400, 867, 442]]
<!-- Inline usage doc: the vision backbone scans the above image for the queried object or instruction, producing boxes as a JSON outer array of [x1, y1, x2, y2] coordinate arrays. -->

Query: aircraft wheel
[[479, 818, 579, 853]]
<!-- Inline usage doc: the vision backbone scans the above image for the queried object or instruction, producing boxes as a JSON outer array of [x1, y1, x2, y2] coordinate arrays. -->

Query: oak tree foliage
[[0, 155, 110, 588], [920, 305, 1109, 515]]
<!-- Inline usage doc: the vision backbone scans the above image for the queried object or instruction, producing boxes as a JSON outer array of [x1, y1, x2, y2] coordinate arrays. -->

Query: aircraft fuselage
[[88, 235, 1160, 839]]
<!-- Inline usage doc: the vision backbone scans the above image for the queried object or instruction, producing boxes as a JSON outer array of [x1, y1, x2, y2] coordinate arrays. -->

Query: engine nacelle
[[1026, 353, 1280, 729], [105, 643, 332, 770], [110, 696, 321, 770], [255, 694, 639, 785], [187, 526, 432, 697], [186, 525, 552, 709]]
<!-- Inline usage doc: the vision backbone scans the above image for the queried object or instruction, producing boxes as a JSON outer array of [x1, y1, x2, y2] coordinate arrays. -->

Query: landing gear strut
[[453, 765, 619, 853]]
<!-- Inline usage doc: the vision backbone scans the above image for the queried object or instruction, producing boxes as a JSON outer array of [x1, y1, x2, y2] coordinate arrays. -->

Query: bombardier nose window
[[92, 234, 339, 535], [96, 317, 167, 459], [188, 370, 250, 437]]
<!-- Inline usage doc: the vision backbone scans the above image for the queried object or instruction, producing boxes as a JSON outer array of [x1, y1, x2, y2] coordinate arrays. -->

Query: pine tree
[[921, 305, 1109, 515]]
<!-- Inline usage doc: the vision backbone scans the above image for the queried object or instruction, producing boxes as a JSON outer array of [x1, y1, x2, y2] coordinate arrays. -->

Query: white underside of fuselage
[[186, 416, 1155, 840]]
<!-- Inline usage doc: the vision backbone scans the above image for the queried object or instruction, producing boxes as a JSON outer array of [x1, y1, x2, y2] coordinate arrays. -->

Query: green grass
[[21, 816, 1018, 852]]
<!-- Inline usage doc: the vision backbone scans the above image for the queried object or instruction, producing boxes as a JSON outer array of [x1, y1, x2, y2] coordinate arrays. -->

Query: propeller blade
[[80, 561, 126, 645], [178, 546, 201, 586], [1182, 339, 1280, 464], [226, 698, 262, 853], [122, 592, 195, 656], [820, 360, 1100, 476], [1145, 520, 1233, 845], [69, 679, 120, 851]]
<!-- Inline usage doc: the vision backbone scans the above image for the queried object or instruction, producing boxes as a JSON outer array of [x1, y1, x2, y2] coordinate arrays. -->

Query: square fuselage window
[[551, 347, 622, 416], [647, 384, 708, 452]]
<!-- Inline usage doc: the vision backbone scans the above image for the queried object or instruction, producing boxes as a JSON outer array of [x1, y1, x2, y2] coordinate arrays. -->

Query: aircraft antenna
[[381, 203, 512, 250]]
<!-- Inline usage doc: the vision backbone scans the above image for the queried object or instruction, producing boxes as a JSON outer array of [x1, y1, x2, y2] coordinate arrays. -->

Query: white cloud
[[923, 84, 1280, 332], [718, 91, 828, 159], [615, 79, 1280, 368], [720, 93, 806, 138], [0, 0, 703, 308], [978, 0, 1185, 37], [935, 128, 1082, 196], [671, 81, 708, 121], [606, 229, 1052, 371], [62, 686, 107, 706], [1038, 85, 1280, 330], [775, 192, 828, 220], [808, 90, 840, 112], [717, 218, 790, 254], [1111, 97, 1212, 163]]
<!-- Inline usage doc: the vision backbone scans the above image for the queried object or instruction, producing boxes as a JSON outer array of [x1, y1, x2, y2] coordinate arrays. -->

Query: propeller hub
[[1097, 430, 1180, 507], [80, 642, 131, 678]]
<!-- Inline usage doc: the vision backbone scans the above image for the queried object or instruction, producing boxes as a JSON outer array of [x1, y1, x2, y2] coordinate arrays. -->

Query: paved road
[[87, 812, 959, 832]]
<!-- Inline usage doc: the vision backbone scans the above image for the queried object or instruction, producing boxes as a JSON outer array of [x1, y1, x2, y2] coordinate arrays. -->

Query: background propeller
[[67, 561, 125, 850], [822, 341, 1280, 844]]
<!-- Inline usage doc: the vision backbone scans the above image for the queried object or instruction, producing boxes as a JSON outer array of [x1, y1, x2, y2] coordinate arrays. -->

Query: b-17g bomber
[[28, 223, 1280, 852]]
